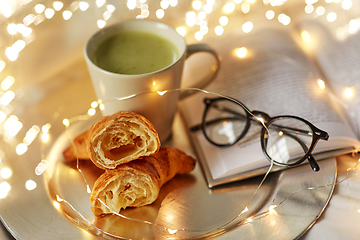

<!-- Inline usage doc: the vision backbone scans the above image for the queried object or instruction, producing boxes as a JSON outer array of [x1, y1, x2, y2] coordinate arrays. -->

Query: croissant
[[90, 146, 196, 216], [63, 130, 90, 162], [87, 111, 161, 170]]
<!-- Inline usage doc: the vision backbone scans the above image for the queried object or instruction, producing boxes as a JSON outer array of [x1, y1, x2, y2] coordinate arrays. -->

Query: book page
[[298, 10, 360, 138], [180, 26, 359, 181]]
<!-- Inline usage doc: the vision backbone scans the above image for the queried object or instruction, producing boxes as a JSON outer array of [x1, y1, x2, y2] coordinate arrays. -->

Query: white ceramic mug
[[85, 19, 220, 141]]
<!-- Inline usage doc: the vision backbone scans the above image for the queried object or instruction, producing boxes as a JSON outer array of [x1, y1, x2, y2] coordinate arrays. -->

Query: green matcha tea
[[93, 31, 179, 74]]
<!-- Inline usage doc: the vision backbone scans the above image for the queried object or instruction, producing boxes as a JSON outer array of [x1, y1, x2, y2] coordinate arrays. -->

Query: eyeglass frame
[[190, 97, 329, 172]]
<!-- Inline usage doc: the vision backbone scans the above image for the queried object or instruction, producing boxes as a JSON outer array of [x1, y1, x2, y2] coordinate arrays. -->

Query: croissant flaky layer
[[87, 111, 161, 170], [63, 130, 90, 162], [90, 146, 196, 216]]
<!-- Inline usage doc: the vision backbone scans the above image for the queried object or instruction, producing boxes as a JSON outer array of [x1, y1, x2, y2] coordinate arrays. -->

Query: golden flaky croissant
[[87, 111, 160, 170], [90, 146, 196, 216], [63, 130, 90, 162]]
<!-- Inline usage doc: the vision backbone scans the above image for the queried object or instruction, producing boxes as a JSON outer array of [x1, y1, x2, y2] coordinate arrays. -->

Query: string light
[[344, 87, 354, 98], [235, 47, 248, 58], [317, 79, 326, 89], [25, 180, 37, 190], [0, 0, 359, 238]]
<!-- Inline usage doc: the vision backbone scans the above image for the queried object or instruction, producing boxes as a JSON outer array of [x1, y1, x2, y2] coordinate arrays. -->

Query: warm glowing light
[[0, 168, 12, 179], [63, 119, 70, 127], [91, 101, 98, 108], [349, 19, 360, 34], [45, 8, 55, 19], [35, 4, 45, 14], [256, 117, 265, 124], [0, 61, 5, 72], [327, 12, 337, 22], [301, 30, 311, 42], [42, 133, 50, 143], [236, 47, 248, 58], [103, 11, 112, 20], [160, 0, 170, 9], [5, 47, 18, 61], [13, 40, 26, 53], [195, 31, 203, 41], [53, 1, 64, 11], [23, 14, 36, 26], [242, 22, 253, 33], [241, 2, 250, 13], [88, 108, 96, 116], [169, 0, 178, 6], [7, 23, 17, 35], [96, 0, 106, 8], [156, 9, 165, 19], [344, 87, 354, 98], [0, 90, 15, 106], [215, 25, 224, 35], [0, 111, 6, 123], [53, 201, 61, 209], [1, 5, 13, 18], [176, 27, 186, 36], [200, 26, 209, 34], [278, 131, 284, 136], [141, 9, 150, 18], [77, 1, 88, 11], [16, 143, 28, 155], [100, 103, 105, 110], [0, 182, 11, 199], [4, 116, 22, 138], [342, 0, 352, 9], [203, 4, 213, 13], [62, 10, 72, 20], [42, 123, 51, 133], [56, 195, 64, 202], [305, 4, 314, 14], [241, 206, 249, 214], [35, 161, 48, 175], [192, 0, 202, 10], [223, 3, 236, 13], [219, 16, 229, 26], [278, 13, 291, 25], [25, 180, 37, 190], [317, 79, 325, 89], [127, 0, 136, 10], [157, 90, 167, 96], [266, 10, 275, 20], [269, 204, 277, 214], [97, 20, 106, 28], [24, 125, 40, 145], [1, 76, 15, 91], [316, 6, 325, 15], [168, 229, 178, 234]]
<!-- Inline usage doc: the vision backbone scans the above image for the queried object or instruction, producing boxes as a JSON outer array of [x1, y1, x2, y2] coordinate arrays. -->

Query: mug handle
[[179, 43, 220, 99]]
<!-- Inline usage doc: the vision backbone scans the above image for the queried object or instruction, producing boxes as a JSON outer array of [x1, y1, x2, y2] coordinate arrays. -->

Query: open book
[[179, 16, 360, 187]]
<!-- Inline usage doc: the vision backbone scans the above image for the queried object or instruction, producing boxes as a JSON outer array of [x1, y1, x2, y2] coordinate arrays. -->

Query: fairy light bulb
[[317, 79, 325, 89], [266, 10, 275, 20], [242, 22, 253, 33], [344, 87, 354, 98], [176, 27, 186, 36], [236, 47, 248, 58], [327, 12, 337, 22], [223, 2, 235, 13], [301, 30, 311, 42]]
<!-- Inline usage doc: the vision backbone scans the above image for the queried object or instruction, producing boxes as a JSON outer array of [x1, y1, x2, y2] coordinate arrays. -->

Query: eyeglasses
[[190, 97, 329, 172]]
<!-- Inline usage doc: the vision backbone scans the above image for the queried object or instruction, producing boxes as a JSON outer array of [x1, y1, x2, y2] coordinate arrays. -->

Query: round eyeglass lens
[[203, 99, 249, 145], [263, 117, 314, 165]]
